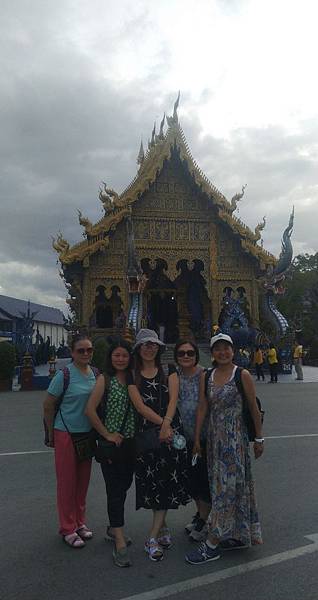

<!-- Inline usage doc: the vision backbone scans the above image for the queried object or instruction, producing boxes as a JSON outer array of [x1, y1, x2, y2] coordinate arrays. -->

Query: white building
[[0, 295, 66, 347]]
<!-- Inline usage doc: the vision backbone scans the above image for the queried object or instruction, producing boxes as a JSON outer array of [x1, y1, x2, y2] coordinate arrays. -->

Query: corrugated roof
[[0, 295, 65, 325]]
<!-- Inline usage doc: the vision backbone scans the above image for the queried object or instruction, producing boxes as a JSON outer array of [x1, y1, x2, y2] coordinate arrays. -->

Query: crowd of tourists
[[43, 329, 264, 567]]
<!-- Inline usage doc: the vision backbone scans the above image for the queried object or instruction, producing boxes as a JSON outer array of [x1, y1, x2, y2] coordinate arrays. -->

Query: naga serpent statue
[[262, 207, 294, 337]]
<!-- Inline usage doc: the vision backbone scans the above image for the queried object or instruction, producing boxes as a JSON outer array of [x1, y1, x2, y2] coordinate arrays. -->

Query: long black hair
[[105, 336, 133, 377]]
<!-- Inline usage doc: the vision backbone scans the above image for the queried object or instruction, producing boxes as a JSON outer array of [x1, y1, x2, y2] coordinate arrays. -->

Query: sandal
[[63, 532, 85, 548], [77, 525, 93, 540], [158, 527, 172, 549], [144, 537, 163, 562]]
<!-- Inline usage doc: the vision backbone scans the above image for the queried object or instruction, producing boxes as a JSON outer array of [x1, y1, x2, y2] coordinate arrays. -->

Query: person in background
[[293, 343, 304, 381], [43, 334, 96, 548], [174, 339, 211, 542], [185, 333, 263, 565], [253, 347, 265, 382], [85, 337, 135, 567], [267, 343, 279, 383]]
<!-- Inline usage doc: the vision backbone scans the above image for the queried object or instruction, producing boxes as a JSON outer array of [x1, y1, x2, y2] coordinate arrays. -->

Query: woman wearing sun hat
[[185, 332, 263, 565], [129, 329, 190, 562]]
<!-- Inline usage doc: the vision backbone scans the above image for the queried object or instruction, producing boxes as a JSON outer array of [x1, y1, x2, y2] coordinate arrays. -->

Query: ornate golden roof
[[53, 97, 276, 268]]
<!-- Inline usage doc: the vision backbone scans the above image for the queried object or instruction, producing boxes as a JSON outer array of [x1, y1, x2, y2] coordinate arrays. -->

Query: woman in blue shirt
[[43, 334, 97, 548]]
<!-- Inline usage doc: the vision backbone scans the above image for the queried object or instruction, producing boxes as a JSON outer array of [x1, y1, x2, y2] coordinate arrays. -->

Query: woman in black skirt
[[129, 329, 189, 562]]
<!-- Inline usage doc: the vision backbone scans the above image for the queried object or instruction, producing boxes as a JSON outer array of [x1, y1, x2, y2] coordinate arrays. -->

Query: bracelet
[[254, 437, 264, 443], [163, 416, 172, 423]]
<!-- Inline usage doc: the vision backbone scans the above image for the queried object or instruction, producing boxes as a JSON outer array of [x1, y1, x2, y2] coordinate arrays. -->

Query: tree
[[277, 252, 318, 350]]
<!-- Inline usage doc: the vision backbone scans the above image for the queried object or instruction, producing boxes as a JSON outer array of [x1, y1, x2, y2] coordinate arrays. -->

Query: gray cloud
[[1, 1, 317, 313]]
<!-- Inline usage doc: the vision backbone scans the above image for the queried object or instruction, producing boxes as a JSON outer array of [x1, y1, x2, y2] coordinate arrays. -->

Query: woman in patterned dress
[[174, 339, 211, 542], [86, 337, 136, 568], [130, 329, 190, 562], [186, 333, 264, 565]]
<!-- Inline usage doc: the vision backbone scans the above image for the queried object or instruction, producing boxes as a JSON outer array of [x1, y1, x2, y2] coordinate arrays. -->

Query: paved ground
[[1, 379, 318, 600]]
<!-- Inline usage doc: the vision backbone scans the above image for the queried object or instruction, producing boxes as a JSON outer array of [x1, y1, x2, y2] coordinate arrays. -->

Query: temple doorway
[[146, 290, 179, 343]]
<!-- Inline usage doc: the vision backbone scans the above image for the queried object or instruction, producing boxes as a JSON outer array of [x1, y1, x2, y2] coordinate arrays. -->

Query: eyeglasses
[[76, 347, 93, 355], [141, 341, 158, 348], [177, 350, 196, 358]]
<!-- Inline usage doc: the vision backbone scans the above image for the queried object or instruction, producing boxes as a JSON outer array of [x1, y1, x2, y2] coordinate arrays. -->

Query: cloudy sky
[[1, 0, 317, 313]]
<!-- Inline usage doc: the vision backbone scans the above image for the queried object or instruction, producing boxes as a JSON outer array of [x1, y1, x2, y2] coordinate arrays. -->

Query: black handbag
[[70, 431, 97, 462], [59, 410, 96, 462], [95, 394, 135, 463]]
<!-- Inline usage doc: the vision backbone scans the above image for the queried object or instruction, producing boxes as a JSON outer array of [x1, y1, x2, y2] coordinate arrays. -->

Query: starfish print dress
[[135, 366, 190, 511], [206, 366, 263, 546]]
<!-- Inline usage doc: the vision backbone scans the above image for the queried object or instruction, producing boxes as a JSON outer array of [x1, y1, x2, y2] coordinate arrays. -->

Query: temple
[[53, 95, 293, 348]]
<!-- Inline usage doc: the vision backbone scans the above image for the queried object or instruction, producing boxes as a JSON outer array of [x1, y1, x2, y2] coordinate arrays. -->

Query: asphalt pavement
[[1, 380, 318, 600]]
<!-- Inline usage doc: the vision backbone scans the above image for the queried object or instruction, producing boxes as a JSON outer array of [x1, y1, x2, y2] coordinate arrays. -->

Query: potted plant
[[0, 341, 16, 392]]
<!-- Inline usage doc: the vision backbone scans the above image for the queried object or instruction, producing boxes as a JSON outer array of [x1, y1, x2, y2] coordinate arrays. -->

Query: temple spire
[[137, 140, 144, 166], [159, 113, 165, 140], [150, 122, 156, 147], [167, 91, 181, 126]]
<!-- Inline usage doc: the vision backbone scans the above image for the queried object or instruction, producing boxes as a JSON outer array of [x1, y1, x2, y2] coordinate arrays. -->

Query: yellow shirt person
[[267, 345, 278, 383], [268, 347, 278, 365]]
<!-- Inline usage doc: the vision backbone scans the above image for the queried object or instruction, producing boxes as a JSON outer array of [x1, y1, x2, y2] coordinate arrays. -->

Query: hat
[[210, 333, 234, 350], [133, 328, 165, 351]]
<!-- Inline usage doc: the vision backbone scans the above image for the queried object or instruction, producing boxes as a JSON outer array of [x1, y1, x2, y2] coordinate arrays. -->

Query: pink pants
[[54, 429, 92, 536]]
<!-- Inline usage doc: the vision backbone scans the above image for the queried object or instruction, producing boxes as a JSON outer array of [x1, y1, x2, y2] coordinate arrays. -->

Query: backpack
[[44, 365, 99, 445], [204, 366, 264, 442]]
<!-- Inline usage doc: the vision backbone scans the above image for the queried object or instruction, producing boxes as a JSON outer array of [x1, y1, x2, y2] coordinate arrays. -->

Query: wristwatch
[[254, 437, 264, 443]]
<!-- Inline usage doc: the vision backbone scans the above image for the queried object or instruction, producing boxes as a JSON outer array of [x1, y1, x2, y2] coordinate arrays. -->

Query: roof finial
[[150, 122, 156, 147], [137, 140, 145, 166], [173, 91, 180, 119], [159, 113, 165, 140], [167, 91, 181, 127], [229, 184, 247, 214]]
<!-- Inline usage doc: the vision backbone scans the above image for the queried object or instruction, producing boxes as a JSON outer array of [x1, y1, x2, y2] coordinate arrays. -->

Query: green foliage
[[0, 342, 16, 380], [277, 252, 318, 344], [91, 337, 109, 373]]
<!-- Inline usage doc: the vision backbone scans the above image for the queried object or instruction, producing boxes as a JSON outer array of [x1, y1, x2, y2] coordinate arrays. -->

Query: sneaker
[[189, 518, 207, 542], [185, 541, 220, 565], [105, 526, 132, 546], [219, 538, 249, 550], [112, 546, 132, 568], [144, 537, 164, 562], [185, 512, 200, 534], [158, 527, 172, 549]]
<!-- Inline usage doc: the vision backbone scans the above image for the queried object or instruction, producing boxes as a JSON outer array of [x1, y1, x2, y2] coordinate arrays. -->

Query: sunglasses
[[76, 347, 93, 355], [177, 349, 196, 358]]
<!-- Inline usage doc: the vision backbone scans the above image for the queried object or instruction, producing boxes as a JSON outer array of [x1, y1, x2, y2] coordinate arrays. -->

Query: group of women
[[43, 328, 264, 567]]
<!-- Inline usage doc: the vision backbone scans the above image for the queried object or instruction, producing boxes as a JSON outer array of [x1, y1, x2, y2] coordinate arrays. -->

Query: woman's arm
[[85, 375, 123, 446], [128, 384, 164, 426], [159, 371, 179, 441], [241, 369, 264, 458], [43, 393, 57, 447], [193, 371, 209, 455]]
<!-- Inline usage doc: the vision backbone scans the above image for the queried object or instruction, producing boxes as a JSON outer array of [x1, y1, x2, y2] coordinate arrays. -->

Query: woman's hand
[[192, 441, 202, 457], [253, 441, 264, 459], [159, 421, 174, 442], [47, 435, 54, 448], [106, 432, 124, 446]]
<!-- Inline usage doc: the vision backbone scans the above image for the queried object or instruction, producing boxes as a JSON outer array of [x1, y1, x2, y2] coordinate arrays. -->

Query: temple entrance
[[146, 290, 179, 343]]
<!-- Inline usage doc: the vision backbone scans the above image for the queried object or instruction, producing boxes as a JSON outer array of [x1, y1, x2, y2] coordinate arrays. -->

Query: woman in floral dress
[[186, 333, 264, 565]]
